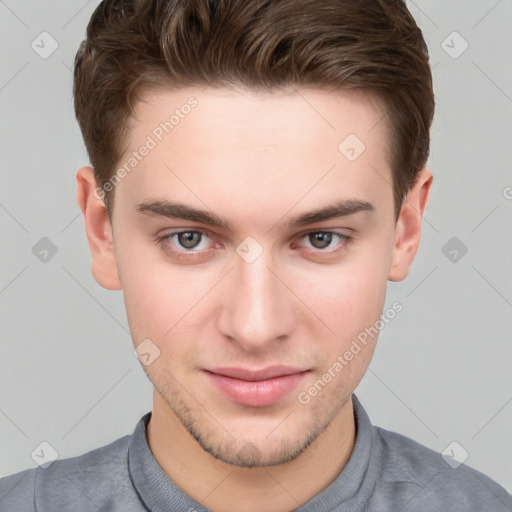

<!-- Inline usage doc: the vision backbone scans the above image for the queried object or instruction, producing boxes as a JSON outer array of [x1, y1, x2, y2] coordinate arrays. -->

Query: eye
[[173, 231, 207, 250], [298, 231, 351, 252], [155, 230, 214, 256]]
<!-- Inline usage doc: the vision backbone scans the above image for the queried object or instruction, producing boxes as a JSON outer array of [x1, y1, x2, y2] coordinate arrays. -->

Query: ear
[[388, 167, 433, 282], [76, 166, 122, 290]]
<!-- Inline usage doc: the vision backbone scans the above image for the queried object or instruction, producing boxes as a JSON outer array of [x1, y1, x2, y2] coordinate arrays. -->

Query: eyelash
[[154, 229, 352, 260]]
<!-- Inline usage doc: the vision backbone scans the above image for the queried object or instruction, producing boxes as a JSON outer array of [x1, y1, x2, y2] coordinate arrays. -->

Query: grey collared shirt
[[1, 394, 511, 511]]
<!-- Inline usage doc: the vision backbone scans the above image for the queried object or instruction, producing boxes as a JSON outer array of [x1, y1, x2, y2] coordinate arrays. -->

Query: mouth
[[203, 366, 310, 407]]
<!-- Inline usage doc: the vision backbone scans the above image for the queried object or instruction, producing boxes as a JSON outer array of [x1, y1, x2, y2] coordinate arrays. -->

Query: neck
[[146, 393, 356, 512]]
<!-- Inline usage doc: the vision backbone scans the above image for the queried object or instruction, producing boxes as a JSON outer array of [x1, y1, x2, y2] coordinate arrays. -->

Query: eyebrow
[[135, 198, 375, 230]]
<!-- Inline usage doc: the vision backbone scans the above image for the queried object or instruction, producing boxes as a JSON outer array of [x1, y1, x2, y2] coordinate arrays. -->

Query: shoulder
[[0, 467, 37, 512], [373, 426, 512, 511], [0, 434, 132, 512]]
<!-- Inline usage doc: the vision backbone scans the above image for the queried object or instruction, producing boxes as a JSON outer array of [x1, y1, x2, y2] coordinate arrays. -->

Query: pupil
[[310, 232, 332, 249]]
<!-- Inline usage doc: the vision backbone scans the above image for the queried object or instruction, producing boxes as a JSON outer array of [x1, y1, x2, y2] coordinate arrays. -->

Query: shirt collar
[[128, 394, 379, 511]]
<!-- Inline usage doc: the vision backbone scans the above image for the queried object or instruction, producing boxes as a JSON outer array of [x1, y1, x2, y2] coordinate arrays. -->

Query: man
[[1, 0, 511, 510]]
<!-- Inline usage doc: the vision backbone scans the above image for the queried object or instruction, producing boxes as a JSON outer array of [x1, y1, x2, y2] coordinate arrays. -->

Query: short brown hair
[[73, 0, 434, 220]]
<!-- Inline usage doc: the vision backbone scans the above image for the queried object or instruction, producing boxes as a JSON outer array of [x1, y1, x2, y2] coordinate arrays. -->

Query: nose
[[217, 249, 297, 352]]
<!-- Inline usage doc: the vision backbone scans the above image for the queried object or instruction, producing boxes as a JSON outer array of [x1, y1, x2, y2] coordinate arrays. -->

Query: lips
[[204, 366, 309, 407]]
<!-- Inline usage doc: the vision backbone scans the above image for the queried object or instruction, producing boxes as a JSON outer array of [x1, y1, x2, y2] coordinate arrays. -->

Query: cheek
[[296, 254, 389, 337], [125, 272, 211, 340], [295, 260, 388, 389], [116, 238, 214, 342]]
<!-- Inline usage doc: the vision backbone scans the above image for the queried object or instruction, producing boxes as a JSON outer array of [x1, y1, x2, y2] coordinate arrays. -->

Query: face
[[78, 86, 430, 468]]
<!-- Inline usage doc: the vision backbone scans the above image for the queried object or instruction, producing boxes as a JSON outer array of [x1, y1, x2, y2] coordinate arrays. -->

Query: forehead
[[114, 86, 393, 229], [130, 85, 388, 152]]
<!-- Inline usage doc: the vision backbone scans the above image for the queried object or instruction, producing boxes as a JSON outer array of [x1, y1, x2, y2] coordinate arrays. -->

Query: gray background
[[1, 0, 511, 493]]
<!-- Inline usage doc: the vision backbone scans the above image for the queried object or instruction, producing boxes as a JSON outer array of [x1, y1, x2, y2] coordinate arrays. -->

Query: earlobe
[[76, 166, 122, 291], [388, 168, 433, 282]]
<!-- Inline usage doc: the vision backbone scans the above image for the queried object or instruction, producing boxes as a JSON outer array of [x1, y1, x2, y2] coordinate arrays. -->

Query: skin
[[76, 86, 432, 512]]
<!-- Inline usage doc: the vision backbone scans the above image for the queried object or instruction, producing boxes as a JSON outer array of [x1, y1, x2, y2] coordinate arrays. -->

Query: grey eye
[[176, 231, 203, 249], [308, 232, 333, 249]]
